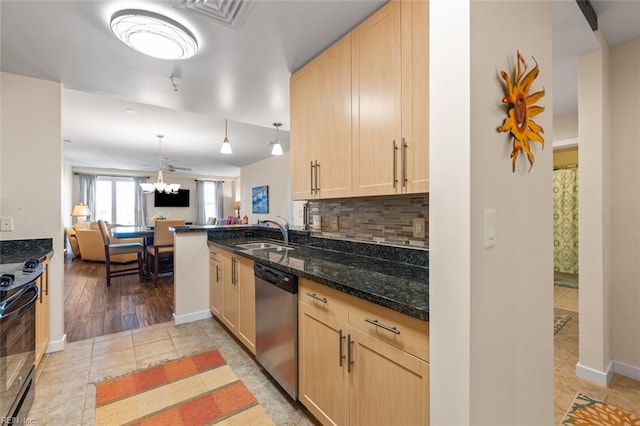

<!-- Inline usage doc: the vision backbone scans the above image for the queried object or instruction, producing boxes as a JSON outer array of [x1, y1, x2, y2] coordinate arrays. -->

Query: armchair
[[75, 222, 143, 263]]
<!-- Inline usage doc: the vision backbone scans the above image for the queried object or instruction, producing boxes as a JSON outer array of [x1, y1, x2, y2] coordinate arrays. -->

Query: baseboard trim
[[612, 361, 640, 382], [46, 334, 67, 353], [576, 361, 613, 386], [173, 310, 212, 325]]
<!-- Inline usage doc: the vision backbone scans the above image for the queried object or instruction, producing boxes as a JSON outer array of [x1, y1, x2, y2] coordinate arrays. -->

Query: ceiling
[[1, 1, 639, 176]]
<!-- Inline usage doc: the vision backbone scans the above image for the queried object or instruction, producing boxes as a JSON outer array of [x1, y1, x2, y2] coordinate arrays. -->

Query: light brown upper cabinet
[[291, 0, 428, 200], [291, 34, 352, 200], [352, 0, 429, 196]]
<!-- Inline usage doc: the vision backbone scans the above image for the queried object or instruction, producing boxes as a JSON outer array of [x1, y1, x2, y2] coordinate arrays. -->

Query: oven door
[[0, 283, 38, 421]]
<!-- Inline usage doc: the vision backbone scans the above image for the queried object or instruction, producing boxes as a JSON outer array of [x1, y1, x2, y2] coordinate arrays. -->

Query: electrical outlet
[[0, 217, 14, 232], [311, 214, 321, 230], [329, 215, 339, 231], [413, 217, 425, 238]]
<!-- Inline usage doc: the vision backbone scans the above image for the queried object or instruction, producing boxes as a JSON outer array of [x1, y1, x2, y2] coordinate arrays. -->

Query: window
[[95, 177, 135, 225], [203, 181, 218, 220]]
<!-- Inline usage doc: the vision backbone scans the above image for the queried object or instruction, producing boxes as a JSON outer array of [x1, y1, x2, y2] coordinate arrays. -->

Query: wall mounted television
[[154, 189, 190, 207]]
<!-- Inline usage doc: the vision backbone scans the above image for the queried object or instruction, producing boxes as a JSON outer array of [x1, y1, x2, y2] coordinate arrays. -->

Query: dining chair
[[97, 220, 144, 287], [146, 219, 185, 286]]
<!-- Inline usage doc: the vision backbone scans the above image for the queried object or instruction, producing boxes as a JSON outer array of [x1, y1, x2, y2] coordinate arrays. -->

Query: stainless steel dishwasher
[[254, 262, 298, 400]]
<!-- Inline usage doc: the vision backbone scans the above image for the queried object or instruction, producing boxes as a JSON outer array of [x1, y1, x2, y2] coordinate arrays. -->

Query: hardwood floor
[[64, 254, 174, 342]]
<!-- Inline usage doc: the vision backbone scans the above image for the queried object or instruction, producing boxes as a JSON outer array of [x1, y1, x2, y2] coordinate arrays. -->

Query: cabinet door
[[352, 1, 402, 196], [298, 302, 349, 426], [220, 251, 238, 333], [401, 0, 429, 193], [349, 328, 429, 426], [35, 260, 49, 367], [318, 33, 352, 199], [209, 256, 222, 317], [236, 256, 256, 354], [291, 60, 321, 200]]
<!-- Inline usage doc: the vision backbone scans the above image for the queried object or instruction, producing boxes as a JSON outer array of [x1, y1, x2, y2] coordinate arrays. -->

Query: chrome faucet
[[259, 217, 289, 245]]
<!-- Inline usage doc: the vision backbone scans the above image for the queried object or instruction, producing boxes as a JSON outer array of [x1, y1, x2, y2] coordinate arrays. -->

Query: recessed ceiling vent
[[172, 0, 254, 29]]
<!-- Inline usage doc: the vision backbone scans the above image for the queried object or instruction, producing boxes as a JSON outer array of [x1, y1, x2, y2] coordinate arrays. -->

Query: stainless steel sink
[[236, 241, 293, 251]]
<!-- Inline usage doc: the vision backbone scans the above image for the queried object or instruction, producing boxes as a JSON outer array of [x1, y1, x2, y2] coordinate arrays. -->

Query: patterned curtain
[[553, 168, 579, 274]]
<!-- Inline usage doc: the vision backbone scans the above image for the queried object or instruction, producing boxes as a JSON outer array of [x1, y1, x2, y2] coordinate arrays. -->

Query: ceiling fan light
[[271, 141, 283, 156], [139, 135, 182, 194], [140, 183, 156, 193], [110, 9, 198, 60]]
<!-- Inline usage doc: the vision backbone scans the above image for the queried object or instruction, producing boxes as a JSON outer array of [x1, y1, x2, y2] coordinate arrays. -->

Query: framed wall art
[[252, 185, 269, 214]]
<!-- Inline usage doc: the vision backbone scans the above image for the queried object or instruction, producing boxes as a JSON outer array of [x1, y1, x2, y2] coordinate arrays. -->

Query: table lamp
[[71, 204, 91, 228], [234, 201, 241, 217]]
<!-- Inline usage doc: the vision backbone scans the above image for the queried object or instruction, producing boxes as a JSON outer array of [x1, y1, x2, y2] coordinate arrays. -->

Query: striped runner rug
[[95, 350, 274, 425]]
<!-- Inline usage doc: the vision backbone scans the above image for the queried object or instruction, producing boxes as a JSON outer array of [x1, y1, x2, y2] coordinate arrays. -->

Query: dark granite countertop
[[0, 238, 54, 264], [207, 236, 429, 322]]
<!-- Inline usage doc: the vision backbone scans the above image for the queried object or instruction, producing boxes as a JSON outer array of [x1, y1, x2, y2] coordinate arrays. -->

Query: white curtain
[[214, 181, 224, 218], [133, 176, 148, 226], [195, 180, 206, 225], [77, 173, 96, 221]]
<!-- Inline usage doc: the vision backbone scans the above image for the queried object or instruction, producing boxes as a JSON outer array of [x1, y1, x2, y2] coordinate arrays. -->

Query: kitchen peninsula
[[171, 225, 428, 323]]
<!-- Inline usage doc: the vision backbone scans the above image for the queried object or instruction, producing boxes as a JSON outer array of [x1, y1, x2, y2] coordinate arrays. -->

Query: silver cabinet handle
[[365, 318, 400, 335], [231, 258, 236, 285], [314, 160, 320, 192], [216, 265, 220, 283], [347, 334, 354, 373], [339, 329, 346, 367], [310, 161, 315, 195], [392, 140, 398, 188], [306, 292, 327, 304], [401, 137, 408, 188]]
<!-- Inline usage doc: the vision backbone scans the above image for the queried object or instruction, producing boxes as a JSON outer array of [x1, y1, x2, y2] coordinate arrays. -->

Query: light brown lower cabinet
[[35, 259, 50, 367], [298, 278, 429, 425], [209, 247, 255, 355]]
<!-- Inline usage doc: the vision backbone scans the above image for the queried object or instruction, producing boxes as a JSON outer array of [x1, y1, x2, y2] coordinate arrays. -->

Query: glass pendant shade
[[270, 122, 283, 156], [271, 141, 283, 156]]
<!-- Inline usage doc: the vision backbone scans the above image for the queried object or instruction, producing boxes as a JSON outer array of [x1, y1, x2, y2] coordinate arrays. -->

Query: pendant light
[[140, 135, 181, 194], [220, 119, 232, 154], [270, 122, 283, 156]]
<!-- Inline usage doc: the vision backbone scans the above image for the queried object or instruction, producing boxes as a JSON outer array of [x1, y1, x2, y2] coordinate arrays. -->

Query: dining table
[[111, 226, 155, 280]]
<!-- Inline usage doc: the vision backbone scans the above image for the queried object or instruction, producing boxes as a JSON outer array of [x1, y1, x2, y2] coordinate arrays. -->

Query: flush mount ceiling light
[[140, 135, 181, 194], [110, 9, 198, 60], [220, 119, 232, 154], [270, 122, 283, 156]]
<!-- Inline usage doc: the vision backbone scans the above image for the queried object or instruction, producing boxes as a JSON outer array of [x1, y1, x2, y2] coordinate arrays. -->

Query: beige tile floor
[[30, 318, 316, 425], [554, 285, 640, 423], [29, 287, 640, 424]]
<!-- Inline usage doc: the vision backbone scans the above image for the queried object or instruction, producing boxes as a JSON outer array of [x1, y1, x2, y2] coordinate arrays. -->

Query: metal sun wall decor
[[497, 50, 545, 172]]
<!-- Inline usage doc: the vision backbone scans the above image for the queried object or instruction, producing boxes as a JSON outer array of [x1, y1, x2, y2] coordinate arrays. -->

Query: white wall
[[430, 1, 553, 424], [553, 113, 579, 149], [610, 38, 640, 380], [577, 33, 612, 385], [0, 72, 65, 350], [240, 152, 291, 224]]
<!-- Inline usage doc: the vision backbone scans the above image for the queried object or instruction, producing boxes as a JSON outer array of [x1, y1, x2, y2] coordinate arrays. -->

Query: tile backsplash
[[307, 194, 429, 247]]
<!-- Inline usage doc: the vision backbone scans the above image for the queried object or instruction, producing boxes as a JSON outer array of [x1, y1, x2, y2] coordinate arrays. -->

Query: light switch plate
[[484, 209, 496, 248], [413, 218, 426, 238]]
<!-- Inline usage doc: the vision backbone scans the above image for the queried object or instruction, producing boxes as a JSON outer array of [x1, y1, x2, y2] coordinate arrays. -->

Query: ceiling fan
[[141, 136, 192, 172]]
